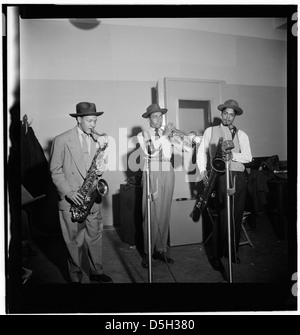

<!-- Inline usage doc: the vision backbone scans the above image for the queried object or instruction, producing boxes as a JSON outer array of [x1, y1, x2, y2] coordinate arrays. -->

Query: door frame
[[157, 77, 226, 200], [158, 77, 226, 128]]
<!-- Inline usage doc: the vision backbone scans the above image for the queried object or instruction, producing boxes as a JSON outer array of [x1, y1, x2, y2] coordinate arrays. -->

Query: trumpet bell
[[188, 131, 202, 145], [162, 125, 202, 146]]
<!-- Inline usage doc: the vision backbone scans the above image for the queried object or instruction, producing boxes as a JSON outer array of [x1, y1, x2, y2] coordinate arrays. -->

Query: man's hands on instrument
[[97, 135, 108, 149], [221, 140, 233, 161], [201, 170, 209, 186], [162, 122, 175, 138], [66, 191, 84, 205], [95, 158, 106, 176], [221, 149, 233, 161]]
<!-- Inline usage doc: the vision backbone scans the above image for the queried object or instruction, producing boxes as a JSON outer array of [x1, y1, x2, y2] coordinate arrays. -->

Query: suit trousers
[[142, 161, 175, 255], [59, 209, 104, 282], [212, 171, 247, 259]]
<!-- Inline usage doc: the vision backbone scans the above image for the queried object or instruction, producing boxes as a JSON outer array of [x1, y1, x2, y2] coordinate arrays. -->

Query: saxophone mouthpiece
[[91, 129, 101, 137], [91, 130, 109, 148]]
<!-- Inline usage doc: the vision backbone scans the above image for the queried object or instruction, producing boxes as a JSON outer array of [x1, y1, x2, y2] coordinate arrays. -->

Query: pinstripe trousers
[[142, 161, 175, 255]]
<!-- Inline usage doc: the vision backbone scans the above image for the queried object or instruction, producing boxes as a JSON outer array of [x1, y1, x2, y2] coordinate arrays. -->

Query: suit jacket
[[50, 126, 102, 211]]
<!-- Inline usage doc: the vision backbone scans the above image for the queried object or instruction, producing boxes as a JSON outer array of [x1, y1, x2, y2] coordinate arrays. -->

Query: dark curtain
[[21, 121, 60, 235]]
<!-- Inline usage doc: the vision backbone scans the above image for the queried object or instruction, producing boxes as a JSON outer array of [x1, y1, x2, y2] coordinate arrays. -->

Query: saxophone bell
[[211, 139, 234, 173], [97, 179, 109, 196]]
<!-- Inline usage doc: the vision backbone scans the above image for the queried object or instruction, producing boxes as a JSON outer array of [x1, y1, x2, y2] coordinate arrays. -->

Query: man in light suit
[[50, 102, 112, 284], [137, 104, 176, 269]]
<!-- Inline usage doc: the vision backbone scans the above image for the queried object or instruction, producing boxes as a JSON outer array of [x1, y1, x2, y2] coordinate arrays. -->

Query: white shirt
[[137, 126, 194, 161], [196, 124, 252, 177], [77, 126, 91, 154], [137, 127, 172, 160]]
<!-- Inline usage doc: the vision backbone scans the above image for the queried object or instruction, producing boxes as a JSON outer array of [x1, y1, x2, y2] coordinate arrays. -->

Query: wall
[[20, 18, 287, 226]]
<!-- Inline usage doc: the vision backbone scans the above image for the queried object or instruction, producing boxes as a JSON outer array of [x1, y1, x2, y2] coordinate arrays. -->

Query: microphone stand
[[145, 154, 153, 283], [224, 140, 235, 283]]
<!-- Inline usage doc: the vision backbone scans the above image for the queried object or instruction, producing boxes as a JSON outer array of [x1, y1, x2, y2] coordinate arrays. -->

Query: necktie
[[230, 126, 236, 140], [82, 133, 90, 169], [154, 129, 163, 160]]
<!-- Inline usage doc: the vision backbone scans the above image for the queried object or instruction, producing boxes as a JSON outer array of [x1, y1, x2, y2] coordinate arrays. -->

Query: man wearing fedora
[[137, 103, 176, 269], [197, 99, 252, 270], [50, 102, 113, 284]]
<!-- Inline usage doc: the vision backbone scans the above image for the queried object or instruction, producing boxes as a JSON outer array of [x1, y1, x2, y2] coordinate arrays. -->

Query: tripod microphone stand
[[223, 140, 235, 283]]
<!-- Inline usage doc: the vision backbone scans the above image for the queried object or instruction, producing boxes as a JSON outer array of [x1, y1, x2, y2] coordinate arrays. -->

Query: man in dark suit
[[197, 99, 252, 269], [50, 102, 112, 284]]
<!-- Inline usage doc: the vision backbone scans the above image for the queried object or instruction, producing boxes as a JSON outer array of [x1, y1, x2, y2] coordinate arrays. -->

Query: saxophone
[[190, 137, 226, 222], [70, 131, 109, 223]]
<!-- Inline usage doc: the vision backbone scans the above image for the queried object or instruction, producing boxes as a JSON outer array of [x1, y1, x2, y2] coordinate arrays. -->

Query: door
[[157, 77, 225, 199]]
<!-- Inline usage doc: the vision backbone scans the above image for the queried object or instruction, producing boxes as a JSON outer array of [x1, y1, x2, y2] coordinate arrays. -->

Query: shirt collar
[[149, 127, 161, 135], [77, 126, 88, 137]]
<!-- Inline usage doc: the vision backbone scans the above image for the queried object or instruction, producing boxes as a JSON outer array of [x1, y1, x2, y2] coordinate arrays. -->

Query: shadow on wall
[[44, 139, 53, 162], [8, 81, 22, 286], [69, 19, 101, 30], [122, 126, 143, 181], [113, 126, 143, 229], [21, 126, 61, 235], [212, 117, 221, 126]]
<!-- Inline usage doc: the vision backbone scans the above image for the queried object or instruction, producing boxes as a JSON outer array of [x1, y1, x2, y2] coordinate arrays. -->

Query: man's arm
[[49, 136, 73, 200], [231, 130, 252, 164], [196, 127, 211, 181]]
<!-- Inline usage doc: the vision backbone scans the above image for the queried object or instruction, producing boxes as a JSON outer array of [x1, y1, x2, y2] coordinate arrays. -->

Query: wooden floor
[[7, 213, 297, 313]]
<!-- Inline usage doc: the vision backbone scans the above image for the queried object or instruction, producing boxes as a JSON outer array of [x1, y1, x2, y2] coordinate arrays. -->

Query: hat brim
[[217, 104, 243, 115], [142, 109, 168, 118], [69, 111, 104, 117]]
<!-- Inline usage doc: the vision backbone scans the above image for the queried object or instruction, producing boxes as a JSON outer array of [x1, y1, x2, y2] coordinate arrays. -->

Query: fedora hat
[[69, 102, 104, 117], [217, 99, 243, 116], [142, 103, 168, 118]]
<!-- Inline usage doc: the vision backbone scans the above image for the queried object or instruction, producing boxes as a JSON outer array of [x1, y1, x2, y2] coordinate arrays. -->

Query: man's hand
[[162, 122, 175, 138], [95, 158, 106, 176], [97, 135, 108, 149], [221, 140, 234, 161], [66, 191, 84, 205], [221, 150, 233, 161], [201, 170, 209, 186]]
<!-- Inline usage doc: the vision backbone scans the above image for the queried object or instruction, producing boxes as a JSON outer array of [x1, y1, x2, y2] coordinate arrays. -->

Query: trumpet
[[162, 123, 202, 146]]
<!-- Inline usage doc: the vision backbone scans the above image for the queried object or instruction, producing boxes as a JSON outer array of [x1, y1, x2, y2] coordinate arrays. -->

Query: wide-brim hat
[[142, 103, 168, 118], [217, 99, 243, 116], [69, 102, 104, 117]]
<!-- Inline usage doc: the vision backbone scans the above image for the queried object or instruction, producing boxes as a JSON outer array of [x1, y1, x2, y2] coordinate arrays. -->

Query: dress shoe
[[153, 251, 174, 264], [141, 256, 149, 268], [209, 256, 223, 271], [90, 273, 113, 284], [232, 256, 240, 264], [224, 254, 240, 264]]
